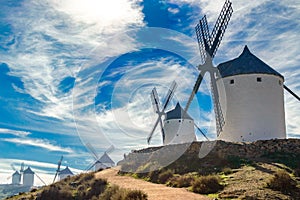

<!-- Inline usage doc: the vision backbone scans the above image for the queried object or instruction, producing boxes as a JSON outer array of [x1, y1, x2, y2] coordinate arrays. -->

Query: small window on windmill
[[279, 80, 282, 85], [167, 121, 169, 123], [257, 77, 262, 82], [230, 79, 234, 84], [179, 120, 181, 122]]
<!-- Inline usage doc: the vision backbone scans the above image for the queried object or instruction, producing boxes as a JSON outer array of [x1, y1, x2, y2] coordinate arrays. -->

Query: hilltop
[[119, 139, 300, 199], [6, 139, 300, 200]]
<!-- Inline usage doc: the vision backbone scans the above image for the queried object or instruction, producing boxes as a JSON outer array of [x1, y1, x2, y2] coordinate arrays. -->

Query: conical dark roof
[[96, 152, 114, 164], [217, 46, 284, 79], [13, 171, 20, 176], [59, 166, 73, 175], [23, 167, 34, 174], [165, 102, 193, 120]]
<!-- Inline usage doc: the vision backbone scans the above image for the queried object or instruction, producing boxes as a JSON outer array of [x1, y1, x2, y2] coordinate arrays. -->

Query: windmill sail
[[185, 0, 233, 136], [53, 156, 63, 183], [147, 81, 177, 144], [284, 85, 300, 101], [209, 0, 233, 58]]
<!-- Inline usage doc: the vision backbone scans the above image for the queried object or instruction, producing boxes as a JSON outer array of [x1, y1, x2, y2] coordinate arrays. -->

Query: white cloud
[[2, 138, 74, 153], [0, 128, 31, 137], [1, 0, 145, 122]]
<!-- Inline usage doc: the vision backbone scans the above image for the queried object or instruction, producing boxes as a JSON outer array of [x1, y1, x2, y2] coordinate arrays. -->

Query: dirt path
[[96, 167, 210, 200]]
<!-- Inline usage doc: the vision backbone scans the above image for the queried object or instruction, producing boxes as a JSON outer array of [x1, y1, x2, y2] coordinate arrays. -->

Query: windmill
[[85, 143, 115, 171], [184, 0, 233, 136], [147, 81, 209, 145], [7, 162, 24, 184], [53, 155, 63, 183], [147, 81, 177, 144]]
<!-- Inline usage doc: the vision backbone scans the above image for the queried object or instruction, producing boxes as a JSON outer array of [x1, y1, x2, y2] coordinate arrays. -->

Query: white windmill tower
[[8, 162, 24, 185], [216, 46, 300, 142], [147, 81, 209, 145], [86, 143, 115, 171], [23, 167, 34, 187], [12, 171, 21, 185], [58, 166, 74, 180]]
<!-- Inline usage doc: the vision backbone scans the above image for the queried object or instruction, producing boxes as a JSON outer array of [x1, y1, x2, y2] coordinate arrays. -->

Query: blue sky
[[0, 0, 299, 185]]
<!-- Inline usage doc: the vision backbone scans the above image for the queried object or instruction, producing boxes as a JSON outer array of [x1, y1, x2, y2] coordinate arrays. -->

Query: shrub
[[267, 171, 296, 194], [158, 170, 174, 184], [192, 175, 223, 194], [222, 167, 233, 175], [293, 168, 300, 177], [39, 185, 72, 200], [167, 175, 194, 188], [125, 189, 148, 200], [148, 170, 160, 183], [99, 185, 147, 200], [100, 185, 121, 200]]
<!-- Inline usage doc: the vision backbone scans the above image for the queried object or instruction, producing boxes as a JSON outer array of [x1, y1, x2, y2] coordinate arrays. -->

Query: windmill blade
[[148, 81, 177, 144], [85, 161, 97, 171], [10, 164, 17, 172], [20, 162, 24, 173], [284, 85, 300, 101], [194, 123, 209, 141], [151, 88, 166, 143], [35, 173, 47, 186], [53, 156, 63, 183], [158, 114, 166, 143], [86, 142, 100, 160], [151, 87, 161, 113], [105, 145, 115, 154], [184, 70, 207, 113], [147, 116, 161, 144], [195, 15, 211, 64], [210, 72, 225, 136], [209, 0, 233, 58], [162, 81, 177, 110]]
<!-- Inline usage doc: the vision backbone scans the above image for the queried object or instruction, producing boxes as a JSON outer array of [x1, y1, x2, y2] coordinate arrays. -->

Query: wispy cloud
[[1, 0, 145, 122], [3, 138, 74, 153], [0, 128, 31, 137]]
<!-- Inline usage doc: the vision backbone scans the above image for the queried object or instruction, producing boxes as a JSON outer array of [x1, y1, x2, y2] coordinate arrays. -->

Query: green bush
[[167, 175, 194, 188], [267, 171, 296, 194], [99, 185, 147, 200], [192, 175, 223, 194], [158, 170, 174, 184], [293, 168, 300, 177], [148, 170, 160, 183], [99, 185, 121, 200], [125, 189, 148, 200], [222, 167, 233, 175]]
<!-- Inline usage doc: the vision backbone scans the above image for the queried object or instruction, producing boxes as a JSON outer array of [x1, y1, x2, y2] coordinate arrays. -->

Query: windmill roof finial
[[242, 45, 250, 54]]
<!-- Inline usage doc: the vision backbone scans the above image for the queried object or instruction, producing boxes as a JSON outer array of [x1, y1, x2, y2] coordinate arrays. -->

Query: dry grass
[[267, 170, 297, 194], [191, 175, 223, 194]]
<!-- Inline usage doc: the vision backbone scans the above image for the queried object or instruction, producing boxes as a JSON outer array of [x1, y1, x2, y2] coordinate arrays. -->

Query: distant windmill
[[184, 0, 233, 136], [53, 156, 63, 183], [7, 162, 24, 184], [147, 81, 177, 144], [85, 143, 115, 171], [147, 81, 209, 145]]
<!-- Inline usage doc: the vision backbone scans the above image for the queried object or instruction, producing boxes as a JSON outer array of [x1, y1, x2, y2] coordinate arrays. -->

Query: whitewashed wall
[[163, 119, 196, 145], [217, 74, 286, 142], [23, 173, 34, 186]]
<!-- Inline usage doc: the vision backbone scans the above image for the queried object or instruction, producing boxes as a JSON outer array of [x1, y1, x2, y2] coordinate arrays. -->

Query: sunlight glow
[[53, 0, 143, 28]]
